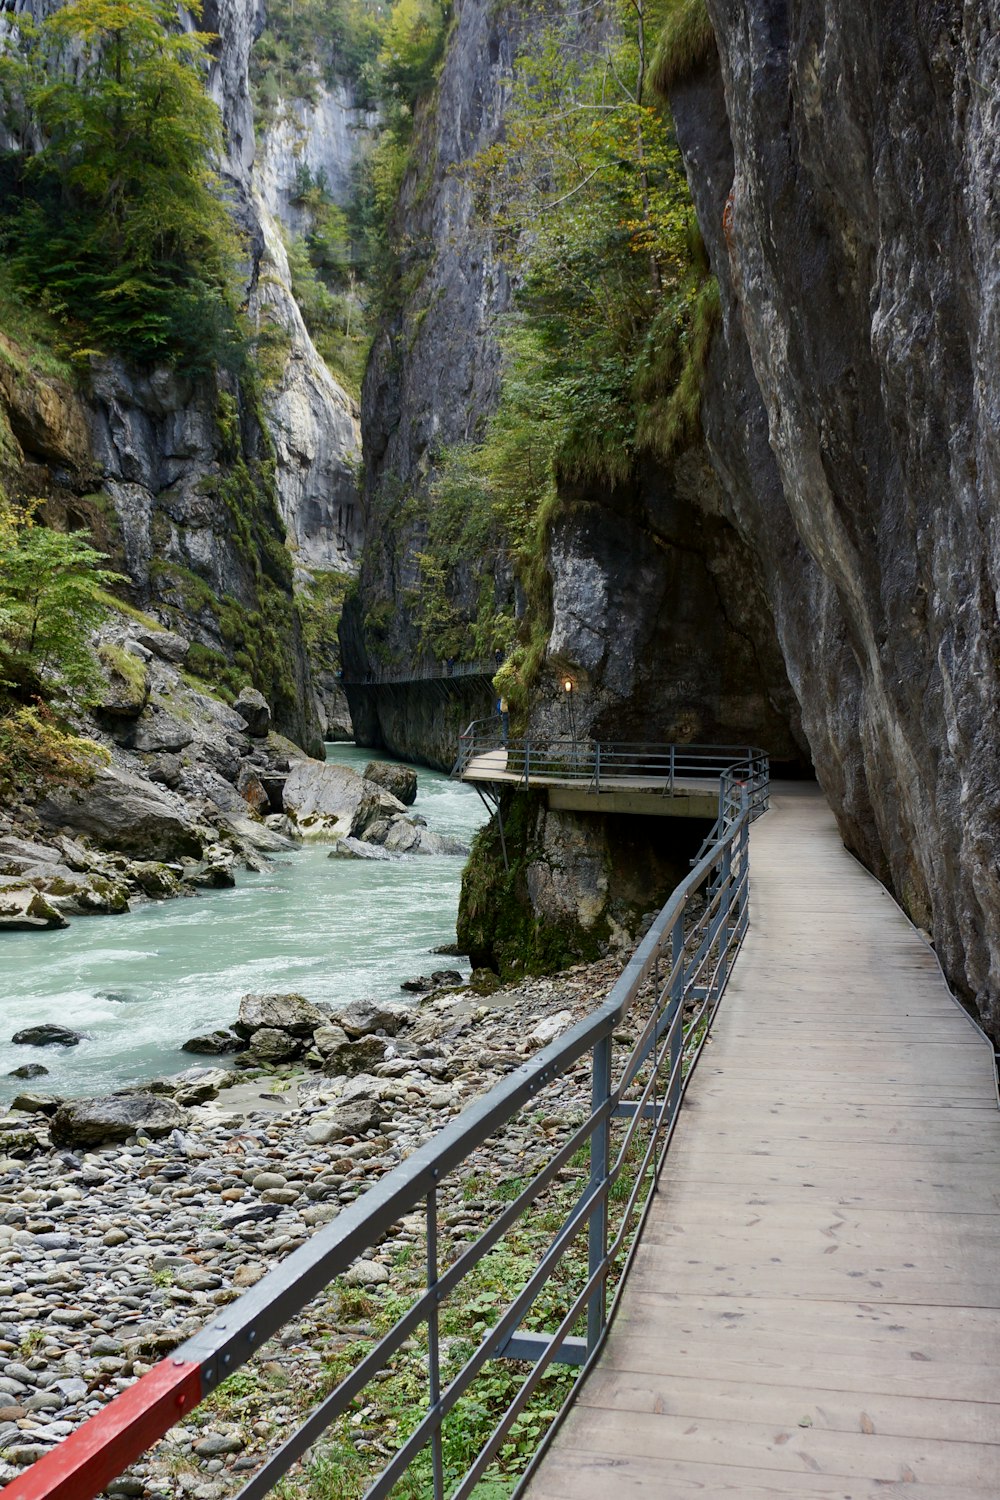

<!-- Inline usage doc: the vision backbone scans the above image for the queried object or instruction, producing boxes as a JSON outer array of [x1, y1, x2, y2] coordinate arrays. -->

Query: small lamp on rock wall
[[562, 676, 577, 746]]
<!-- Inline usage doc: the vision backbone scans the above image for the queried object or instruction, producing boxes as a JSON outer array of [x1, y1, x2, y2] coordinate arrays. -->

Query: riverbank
[[0, 951, 639, 1496]]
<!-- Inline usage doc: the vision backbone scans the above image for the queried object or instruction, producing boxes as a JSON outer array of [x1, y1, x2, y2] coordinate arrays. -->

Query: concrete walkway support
[[524, 783, 1000, 1498]]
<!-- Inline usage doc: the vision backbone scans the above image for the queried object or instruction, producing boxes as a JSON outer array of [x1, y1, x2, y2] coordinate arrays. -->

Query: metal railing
[[9, 762, 765, 1500], [343, 658, 499, 687], [455, 721, 770, 819]]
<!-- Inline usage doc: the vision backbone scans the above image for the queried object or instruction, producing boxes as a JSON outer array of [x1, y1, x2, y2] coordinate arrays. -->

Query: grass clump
[[650, 0, 717, 96]]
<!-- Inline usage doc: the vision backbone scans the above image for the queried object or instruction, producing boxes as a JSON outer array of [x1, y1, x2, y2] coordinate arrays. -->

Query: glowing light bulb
[[563, 679, 573, 693]]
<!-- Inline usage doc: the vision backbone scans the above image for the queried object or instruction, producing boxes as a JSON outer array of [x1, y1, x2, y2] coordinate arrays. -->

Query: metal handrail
[[9, 763, 764, 1500], [454, 722, 770, 822]]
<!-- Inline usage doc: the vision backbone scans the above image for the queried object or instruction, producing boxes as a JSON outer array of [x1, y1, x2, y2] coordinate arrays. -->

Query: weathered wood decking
[[524, 782, 1000, 1498]]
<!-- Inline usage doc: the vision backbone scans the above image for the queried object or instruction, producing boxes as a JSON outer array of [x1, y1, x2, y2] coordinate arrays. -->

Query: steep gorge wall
[[667, 2, 1000, 1039], [1, 0, 366, 749], [340, 0, 521, 724]]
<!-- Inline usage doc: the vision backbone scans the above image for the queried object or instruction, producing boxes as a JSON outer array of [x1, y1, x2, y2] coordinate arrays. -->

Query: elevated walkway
[[523, 782, 1000, 1497], [455, 726, 769, 822]]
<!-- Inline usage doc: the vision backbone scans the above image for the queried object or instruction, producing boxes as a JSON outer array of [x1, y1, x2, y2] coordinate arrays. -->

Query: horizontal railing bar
[[498, 1332, 588, 1366]]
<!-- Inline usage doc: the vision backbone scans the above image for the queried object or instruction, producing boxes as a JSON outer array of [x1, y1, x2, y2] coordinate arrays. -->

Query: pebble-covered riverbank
[[0, 953, 636, 1497]]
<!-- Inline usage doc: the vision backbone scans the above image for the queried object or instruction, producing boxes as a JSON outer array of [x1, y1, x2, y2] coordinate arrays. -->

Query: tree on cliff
[[0, 0, 241, 366], [0, 498, 124, 700]]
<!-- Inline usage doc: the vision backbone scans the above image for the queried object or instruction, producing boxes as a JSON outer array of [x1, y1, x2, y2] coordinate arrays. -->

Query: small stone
[[11, 1026, 83, 1048], [250, 1172, 286, 1192], [343, 1259, 389, 1288], [103, 1229, 128, 1247], [192, 1432, 244, 1457]]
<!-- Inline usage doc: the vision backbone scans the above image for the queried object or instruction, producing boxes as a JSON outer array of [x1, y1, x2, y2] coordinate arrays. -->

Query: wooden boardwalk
[[524, 782, 1000, 1499]]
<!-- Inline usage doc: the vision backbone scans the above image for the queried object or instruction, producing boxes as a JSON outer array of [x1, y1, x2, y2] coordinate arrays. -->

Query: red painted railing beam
[[1, 1358, 203, 1500]]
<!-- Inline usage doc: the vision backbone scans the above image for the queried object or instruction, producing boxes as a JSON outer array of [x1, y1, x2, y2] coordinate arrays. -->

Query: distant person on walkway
[[498, 696, 509, 746], [495, 648, 503, 668]]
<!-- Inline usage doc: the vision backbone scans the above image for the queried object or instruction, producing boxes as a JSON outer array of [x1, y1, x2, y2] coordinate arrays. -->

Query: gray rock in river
[[235, 992, 326, 1038], [7, 1064, 48, 1079], [11, 1025, 83, 1047], [181, 1030, 245, 1055], [0, 887, 69, 931], [364, 760, 418, 806], [327, 836, 394, 861], [49, 1093, 188, 1147]]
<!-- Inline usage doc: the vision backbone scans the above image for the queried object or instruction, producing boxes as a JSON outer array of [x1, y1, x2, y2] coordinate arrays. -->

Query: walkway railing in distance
[[343, 658, 499, 687], [8, 768, 764, 1500], [454, 721, 770, 817]]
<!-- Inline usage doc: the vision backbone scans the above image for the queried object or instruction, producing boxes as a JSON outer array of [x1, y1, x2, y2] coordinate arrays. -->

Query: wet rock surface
[[0, 954, 626, 1494]]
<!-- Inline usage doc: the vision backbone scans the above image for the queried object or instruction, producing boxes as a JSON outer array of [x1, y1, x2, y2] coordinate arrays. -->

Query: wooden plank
[[526, 1449, 985, 1500], [537, 1408, 999, 1488], [573, 1369, 1000, 1442]]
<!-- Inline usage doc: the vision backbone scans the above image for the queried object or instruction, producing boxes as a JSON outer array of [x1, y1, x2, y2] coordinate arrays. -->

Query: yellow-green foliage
[[0, 705, 109, 796], [634, 274, 721, 460], [650, 0, 717, 96], [97, 641, 148, 711]]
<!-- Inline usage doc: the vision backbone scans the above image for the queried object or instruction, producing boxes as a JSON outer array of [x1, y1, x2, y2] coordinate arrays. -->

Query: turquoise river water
[[0, 745, 489, 1104]]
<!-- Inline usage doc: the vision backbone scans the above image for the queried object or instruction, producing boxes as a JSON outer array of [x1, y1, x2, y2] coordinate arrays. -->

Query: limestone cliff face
[[664, 4, 1000, 1039], [204, 0, 365, 577], [341, 0, 521, 716], [1, 0, 366, 747]]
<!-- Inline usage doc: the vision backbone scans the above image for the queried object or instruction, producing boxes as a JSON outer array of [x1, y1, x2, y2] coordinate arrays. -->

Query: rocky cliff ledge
[[661, 3, 1000, 1041]]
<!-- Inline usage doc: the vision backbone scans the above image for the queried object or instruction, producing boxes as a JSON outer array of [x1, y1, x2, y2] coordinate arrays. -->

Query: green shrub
[[0, 705, 109, 797]]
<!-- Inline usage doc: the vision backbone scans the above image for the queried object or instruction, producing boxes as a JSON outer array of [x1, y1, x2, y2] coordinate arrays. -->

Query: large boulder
[[247, 1027, 303, 1064], [361, 819, 469, 857], [235, 992, 326, 1038], [319, 1035, 387, 1077], [282, 761, 406, 841], [303, 1097, 384, 1144], [126, 709, 194, 754], [0, 887, 69, 931], [233, 689, 271, 738], [364, 760, 418, 806], [181, 1029, 244, 1055], [36, 765, 207, 861], [49, 1093, 187, 1147], [131, 627, 190, 664]]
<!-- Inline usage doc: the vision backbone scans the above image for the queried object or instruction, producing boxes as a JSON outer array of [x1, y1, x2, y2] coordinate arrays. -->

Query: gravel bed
[[0, 955, 632, 1496]]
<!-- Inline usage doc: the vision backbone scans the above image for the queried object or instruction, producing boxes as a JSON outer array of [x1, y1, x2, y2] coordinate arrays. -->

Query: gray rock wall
[[666, 4, 1000, 1039], [343, 0, 524, 701]]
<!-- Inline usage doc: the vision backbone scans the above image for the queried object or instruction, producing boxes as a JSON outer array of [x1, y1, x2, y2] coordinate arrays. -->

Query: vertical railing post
[[669, 743, 675, 795], [667, 907, 685, 1126], [426, 1180, 444, 1500], [587, 1035, 612, 1353], [594, 742, 601, 791], [717, 839, 734, 991], [739, 809, 750, 934], [523, 740, 530, 788]]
